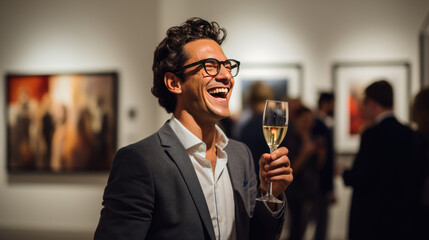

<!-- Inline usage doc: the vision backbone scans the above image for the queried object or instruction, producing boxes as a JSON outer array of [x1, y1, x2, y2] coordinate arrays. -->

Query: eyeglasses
[[180, 58, 240, 77]]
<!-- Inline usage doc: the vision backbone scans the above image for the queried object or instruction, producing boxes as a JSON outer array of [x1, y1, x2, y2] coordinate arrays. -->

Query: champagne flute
[[256, 100, 288, 203]]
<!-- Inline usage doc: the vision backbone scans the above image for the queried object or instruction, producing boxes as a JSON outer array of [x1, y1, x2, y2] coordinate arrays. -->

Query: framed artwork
[[230, 63, 303, 114], [5, 72, 118, 172], [419, 12, 429, 88], [332, 61, 410, 154]]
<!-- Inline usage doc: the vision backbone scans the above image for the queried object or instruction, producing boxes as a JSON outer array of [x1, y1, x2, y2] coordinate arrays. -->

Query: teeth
[[208, 88, 229, 94]]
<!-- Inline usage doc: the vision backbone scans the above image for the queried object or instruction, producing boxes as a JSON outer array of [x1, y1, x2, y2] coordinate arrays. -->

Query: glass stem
[[267, 147, 275, 197]]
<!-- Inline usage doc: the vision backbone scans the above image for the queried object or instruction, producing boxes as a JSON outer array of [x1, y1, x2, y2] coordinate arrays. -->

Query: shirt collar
[[168, 116, 229, 150], [215, 123, 229, 150]]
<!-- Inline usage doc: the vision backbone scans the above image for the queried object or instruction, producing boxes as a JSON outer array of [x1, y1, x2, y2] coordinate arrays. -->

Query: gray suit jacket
[[95, 123, 285, 240]]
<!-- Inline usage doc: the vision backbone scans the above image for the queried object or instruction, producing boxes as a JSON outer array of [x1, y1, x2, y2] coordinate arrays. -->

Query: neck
[[375, 109, 393, 123], [174, 110, 217, 148], [173, 111, 219, 173]]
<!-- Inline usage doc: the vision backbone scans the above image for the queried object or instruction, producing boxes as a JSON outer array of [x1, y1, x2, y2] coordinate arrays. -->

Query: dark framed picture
[[419, 13, 429, 88], [332, 61, 410, 154], [230, 63, 303, 114], [5, 72, 118, 172]]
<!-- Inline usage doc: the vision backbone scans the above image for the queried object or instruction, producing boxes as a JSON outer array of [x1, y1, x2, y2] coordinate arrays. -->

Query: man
[[94, 17, 293, 240], [312, 92, 335, 240], [342, 80, 425, 240]]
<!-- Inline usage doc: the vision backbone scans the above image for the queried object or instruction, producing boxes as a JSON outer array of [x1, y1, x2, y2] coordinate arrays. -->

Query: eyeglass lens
[[204, 59, 239, 77]]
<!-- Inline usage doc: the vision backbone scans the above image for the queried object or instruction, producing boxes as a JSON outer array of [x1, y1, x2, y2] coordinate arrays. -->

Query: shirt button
[[215, 183, 218, 189], [198, 145, 205, 152], [219, 217, 223, 223]]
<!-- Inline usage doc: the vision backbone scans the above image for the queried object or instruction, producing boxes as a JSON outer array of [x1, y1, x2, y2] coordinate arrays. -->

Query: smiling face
[[174, 39, 235, 124]]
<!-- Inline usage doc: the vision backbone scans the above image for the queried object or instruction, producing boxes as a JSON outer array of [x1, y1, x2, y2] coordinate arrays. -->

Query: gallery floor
[[0, 157, 354, 240], [0, 176, 353, 240], [279, 175, 353, 240]]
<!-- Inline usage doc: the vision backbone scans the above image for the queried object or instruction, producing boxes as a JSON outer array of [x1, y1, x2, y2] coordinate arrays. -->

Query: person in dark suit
[[411, 87, 429, 239], [94, 17, 293, 240], [312, 92, 336, 240], [342, 80, 425, 240]]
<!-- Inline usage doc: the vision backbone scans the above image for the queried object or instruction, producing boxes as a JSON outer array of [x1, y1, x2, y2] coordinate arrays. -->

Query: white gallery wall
[[0, 0, 428, 238], [0, 0, 159, 234], [158, 0, 429, 118]]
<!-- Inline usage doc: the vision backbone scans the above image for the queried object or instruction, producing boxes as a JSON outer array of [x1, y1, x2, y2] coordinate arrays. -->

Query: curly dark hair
[[151, 17, 227, 113]]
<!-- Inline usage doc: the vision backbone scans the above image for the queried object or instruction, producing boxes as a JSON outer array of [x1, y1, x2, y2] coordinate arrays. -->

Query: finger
[[264, 155, 290, 170], [259, 153, 271, 169], [264, 166, 293, 178], [262, 163, 293, 181], [265, 172, 293, 184], [264, 160, 292, 174], [269, 147, 289, 161], [264, 168, 293, 182]]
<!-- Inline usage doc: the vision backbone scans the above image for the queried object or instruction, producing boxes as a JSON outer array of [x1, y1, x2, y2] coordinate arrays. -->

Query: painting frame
[[419, 11, 429, 88], [5, 71, 119, 173], [230, 62, 303, 115], [332, 61, 410, 155]]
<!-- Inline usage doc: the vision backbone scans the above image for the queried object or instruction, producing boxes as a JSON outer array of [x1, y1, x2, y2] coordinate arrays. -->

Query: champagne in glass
[[263, 126, 288, 150], [256, 100, 288, 203]]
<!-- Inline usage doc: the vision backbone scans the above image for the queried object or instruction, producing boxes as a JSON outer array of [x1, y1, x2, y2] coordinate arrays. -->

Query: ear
[[164, 72, 182, 95]]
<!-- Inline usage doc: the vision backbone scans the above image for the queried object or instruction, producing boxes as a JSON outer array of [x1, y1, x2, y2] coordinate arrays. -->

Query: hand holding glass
[[256, 100, 288, 203]]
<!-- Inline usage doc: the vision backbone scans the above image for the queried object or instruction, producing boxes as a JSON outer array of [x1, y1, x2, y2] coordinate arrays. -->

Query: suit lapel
[[225, 144, 251, 215], [226, 146, 245, 196], [157, 124, 216, 240], [225, 143, 252, 240]]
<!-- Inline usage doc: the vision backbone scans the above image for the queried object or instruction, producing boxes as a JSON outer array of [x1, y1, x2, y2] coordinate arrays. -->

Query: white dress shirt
[[169, 117, 236, 240]]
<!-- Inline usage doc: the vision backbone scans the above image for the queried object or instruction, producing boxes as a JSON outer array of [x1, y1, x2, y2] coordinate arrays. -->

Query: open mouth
[[208, 87, 229, 99]]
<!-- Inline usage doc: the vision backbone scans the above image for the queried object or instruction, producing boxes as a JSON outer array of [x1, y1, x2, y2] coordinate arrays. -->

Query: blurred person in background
[[287, 98, 303, 127], [312, 92, 336, 240], [342, 80, 426, 240], [411, 87, 429, 239], [238, 81, 274, 179], [285, 106, 325, 240]]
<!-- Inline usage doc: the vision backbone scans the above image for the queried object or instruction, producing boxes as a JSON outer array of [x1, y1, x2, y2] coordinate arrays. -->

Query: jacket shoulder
[[225, 139, 253, 155]]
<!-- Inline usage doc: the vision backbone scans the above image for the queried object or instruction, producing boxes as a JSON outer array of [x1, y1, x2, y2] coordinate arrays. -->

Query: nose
[[215, 64, 232, 83]]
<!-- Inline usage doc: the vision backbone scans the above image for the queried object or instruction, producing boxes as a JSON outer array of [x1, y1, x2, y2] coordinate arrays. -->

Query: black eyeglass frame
[[179, 58, 241, 77]]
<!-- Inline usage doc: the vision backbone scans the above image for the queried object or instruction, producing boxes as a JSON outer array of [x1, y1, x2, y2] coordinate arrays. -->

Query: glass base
[[256, 194, 283, 204]]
